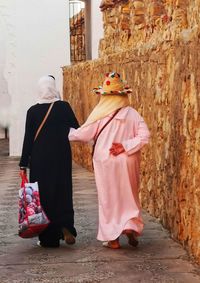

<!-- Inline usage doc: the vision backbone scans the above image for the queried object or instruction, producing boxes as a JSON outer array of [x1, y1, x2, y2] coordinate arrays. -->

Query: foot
[[102, 239, 120, 249], [62, 228, 76, 245], [123, 230, 139, 247], [37, 240, 60, 248]]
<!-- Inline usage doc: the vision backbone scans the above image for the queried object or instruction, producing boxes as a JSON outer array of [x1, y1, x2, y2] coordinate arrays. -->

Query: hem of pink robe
[[97, 217, 144, 241]]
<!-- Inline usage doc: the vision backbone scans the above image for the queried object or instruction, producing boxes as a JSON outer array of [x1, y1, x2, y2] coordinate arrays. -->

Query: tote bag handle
[[20, 172, 28, 188]]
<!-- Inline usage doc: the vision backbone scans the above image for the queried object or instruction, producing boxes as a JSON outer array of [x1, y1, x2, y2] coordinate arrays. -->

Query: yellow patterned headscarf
[[82, 95, 130, 127]]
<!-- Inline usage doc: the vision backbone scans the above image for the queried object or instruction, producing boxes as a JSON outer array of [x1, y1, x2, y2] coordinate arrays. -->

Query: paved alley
[[0, 140, 200, 283]]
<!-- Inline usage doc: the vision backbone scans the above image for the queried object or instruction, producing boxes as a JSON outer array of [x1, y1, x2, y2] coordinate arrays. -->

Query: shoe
[[37, 240, 60, 248], [123, 229, 139, 247], [62, 228, 76, 245], [102, 239, 120, 249]]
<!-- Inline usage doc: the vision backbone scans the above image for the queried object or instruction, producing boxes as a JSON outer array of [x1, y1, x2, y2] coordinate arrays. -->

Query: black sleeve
[[66, 102, 80, 129], [19, 109, 35, 167]]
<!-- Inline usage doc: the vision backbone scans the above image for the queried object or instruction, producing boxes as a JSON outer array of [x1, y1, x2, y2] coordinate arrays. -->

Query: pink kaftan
[[69, 106, 150, 241]]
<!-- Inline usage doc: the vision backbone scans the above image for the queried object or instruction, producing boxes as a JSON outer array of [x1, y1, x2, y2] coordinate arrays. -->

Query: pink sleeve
[[68, 121, 99, 143], [122, 118, 150, 156]]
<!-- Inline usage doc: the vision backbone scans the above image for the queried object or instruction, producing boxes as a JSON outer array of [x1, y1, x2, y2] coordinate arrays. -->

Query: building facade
[[0, 0, 103, 155]]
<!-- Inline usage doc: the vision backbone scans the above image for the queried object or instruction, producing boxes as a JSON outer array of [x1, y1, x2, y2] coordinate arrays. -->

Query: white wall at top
[[91, 0, 104, 59], [0, 0, 70, 156], [0, 0, 102, 155], [0, 0, 13, 138]]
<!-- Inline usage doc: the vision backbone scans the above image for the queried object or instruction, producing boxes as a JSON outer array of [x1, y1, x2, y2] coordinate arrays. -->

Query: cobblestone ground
[[0, 140, 200, 283]]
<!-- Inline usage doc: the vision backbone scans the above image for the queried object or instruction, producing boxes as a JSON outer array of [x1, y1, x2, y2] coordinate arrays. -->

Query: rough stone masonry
[[63, 0, 200, 263]]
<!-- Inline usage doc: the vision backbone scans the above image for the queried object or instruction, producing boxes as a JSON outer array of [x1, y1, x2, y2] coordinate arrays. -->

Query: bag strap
[[34, 102, 54, 142], [20, 173, 28, 188], [92, 108, 121, 157]]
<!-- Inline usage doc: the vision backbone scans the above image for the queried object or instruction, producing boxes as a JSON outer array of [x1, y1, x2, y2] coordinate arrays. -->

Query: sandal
[[62, 228, 76, 245], [123, 229, 139, 247], [102, 238, 120, 249]]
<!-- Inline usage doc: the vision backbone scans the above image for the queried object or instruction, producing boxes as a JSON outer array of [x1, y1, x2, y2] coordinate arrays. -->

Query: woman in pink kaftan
[[69, 72, 150, 249]]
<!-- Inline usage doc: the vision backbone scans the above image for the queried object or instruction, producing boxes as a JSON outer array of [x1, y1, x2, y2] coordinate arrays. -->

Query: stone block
[[134, 8, 145, 16], [133, 1, 144, 9], [122, 5, 130, 14], [149, 3, 165, 17], [134, 15, 145, 25], [173, 9, 188, 28]]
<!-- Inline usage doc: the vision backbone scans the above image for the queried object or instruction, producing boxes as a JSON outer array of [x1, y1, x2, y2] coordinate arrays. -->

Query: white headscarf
[[37, 75, 61, 104]]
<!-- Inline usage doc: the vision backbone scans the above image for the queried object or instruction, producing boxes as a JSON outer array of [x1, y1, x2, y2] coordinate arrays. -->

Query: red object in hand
[[20, 171, 28, 188], [109, 143, 125, 156]]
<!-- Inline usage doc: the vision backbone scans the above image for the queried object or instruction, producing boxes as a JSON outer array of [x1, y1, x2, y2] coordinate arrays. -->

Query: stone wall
[[99, 0, 200, 56], [70, 9, 86, 63], [63, 38, 200, 263]]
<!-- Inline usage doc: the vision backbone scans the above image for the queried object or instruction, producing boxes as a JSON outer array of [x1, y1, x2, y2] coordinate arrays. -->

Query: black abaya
[[19, 101, 79, 246]]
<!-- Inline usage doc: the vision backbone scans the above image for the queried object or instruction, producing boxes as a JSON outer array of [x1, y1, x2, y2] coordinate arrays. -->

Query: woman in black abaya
[[19, 75, 79, 247]]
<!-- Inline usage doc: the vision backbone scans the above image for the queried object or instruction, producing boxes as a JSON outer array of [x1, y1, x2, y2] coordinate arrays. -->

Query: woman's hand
[[109, 143, 125, 156], [20, 168, 27, 178]]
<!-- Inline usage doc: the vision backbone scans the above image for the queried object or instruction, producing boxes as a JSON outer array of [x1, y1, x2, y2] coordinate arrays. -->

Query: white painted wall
[[91, 0, 104, 59], [0, 0, 103, 155], [0, 0, 13, 138], [0, 0, 70, 156]]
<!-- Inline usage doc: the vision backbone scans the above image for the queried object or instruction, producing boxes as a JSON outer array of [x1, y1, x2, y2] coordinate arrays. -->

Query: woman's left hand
[[109, 143, 125, 156], [20, 169, 27, 178]]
